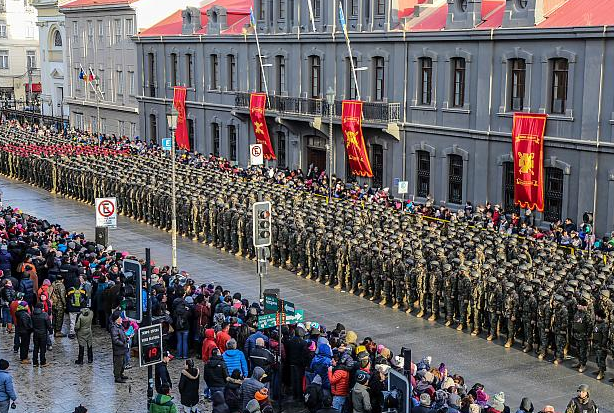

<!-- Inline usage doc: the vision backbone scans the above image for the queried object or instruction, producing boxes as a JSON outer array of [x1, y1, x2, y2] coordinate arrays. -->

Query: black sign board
[[138, 324, 163, 367]]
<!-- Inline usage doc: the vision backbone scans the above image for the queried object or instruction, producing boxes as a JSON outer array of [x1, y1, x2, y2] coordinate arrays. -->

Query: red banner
[[173, 87, 190, 151], [342, 101, 372, 177], [249, 93, 276, 160], [512, 113, 547, 211]]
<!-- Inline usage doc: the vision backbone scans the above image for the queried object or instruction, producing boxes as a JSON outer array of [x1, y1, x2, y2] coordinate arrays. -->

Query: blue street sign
[[162, 138, 172, 151], [393, 178, 400, 187]]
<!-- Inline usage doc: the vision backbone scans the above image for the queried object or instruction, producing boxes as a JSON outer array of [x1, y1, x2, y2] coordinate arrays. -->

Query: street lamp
[[326, 86, 335, 204], [166, 107, 178, 270]]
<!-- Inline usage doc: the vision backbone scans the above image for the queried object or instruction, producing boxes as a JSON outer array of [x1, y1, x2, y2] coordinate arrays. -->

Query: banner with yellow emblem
[[249, 93, 276, 160], [341, 100, 373, 177], [512, 112, 547, 211]]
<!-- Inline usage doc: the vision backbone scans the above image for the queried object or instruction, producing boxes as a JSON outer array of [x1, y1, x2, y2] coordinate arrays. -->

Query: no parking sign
[[95, 197, 117, 228], [250, 144, 264, 166]]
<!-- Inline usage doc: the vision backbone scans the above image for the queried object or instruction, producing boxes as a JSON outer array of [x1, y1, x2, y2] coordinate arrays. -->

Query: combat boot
[[471, 330, 479, 336], [456, 324, 464, 331], [392, 302, 400, 310], [486, 335, 494, 341], [572, 362, 582, 369], [325, 279, 332, 286], [75, 345, 84, 365], [444, 320, 452, 327], [428, 314, 437, 321], [87, 346, 93, 364], [537, 353, 545, 360], [379, 298, 388, 306], [504, 339, 513, 348], [405, 307, 413, 314], [348, 287, 356, 294], [333, 281, 342, 290], [553, 359, 561, 365], [523, 344, 533, 353], [416, 310, 424, 318], [597, 370, 605, 380], [578, 365, 586, 373], [358, 291, 366, 298]]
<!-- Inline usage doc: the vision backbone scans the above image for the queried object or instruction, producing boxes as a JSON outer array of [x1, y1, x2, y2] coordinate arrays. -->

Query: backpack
[[175, 305, 188, 330], [69, 287, 83, 308]]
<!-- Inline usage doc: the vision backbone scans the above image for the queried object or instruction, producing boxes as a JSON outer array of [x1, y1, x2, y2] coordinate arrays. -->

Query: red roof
[[411, 0, 506, 31], [62, 0, 138, 8], [538, 0, 614, 28], [139, 0, 250, 36]]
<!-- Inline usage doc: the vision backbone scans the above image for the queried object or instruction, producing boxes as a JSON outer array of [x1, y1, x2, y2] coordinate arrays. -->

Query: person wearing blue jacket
[[223, 338, 248, 378], [0, 359, 17, 413], [0, 245, 12, 277], [310, 343, 332, 392], [244, 330, 269, 367]]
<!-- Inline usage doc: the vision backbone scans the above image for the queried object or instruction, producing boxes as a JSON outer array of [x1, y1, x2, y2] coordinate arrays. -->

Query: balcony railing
[[234, 92, 400, 124]]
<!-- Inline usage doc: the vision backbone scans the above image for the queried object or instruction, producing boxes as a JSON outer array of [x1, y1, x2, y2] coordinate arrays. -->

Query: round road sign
[[251, 145, 262, 157], [98, 200, 115, 217]]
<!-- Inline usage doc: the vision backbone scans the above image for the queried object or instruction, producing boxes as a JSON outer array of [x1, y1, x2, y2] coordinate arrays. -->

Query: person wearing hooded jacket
[[249, 337, 274, 377], [311, 343, 333, 392], [204, 348, 229, 396], [225, 369, 244, 413], [239, 366, 266, 411], [515, 398, 534, 413], [202, 328, 218, 363], [74, 307, 93, 364], [178, 359, 200, 413], [0, 245, 13, 277], [31, 302, 51, 367], [351, 371, 371, 413], [304, 374, 324, 413], [223, 338, 248, 378], [212, 389, 230, 413]]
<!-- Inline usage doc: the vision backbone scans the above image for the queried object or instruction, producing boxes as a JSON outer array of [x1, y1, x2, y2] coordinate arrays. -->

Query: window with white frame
[[97, 20, 104, 42], [114, 19, 122, 44], [130, 122, 136, 138], [118, 120, 125, 136], [128, 71, 135, 95], [116, 70, 124, 95], [87, 20, 93, 43], [0, 22, 6, 39], [26, 51, 35, 69], [25, 25, 34, 39], [74, 112, 84, 130], [125, 18, 134, 37], [0, 50, 8, 69], [72, 22, 78, 43]]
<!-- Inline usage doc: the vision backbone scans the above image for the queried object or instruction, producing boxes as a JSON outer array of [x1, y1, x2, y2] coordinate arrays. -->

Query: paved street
[[1, 175, 614, 412]]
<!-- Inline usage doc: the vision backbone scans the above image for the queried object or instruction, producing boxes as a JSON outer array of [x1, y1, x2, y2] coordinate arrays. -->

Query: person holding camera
[[0, 359, 17, 413]]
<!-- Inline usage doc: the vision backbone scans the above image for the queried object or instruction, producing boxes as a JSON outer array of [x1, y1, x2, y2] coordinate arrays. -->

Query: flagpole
[[90, 67, 101, 145], [307, 0, 316, 32], [339, 3, 360, 100], [251, 8, 269, 96]]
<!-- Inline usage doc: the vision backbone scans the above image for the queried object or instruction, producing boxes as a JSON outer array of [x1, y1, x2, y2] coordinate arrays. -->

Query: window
[[376, 0, 385, 15], [503, 162, 519, 214], [116, 70, 124, 95], [97, 20, 104, 42], [309, 55, 321, 98], [149, 114, 157, 142], [210, 54, 219, 89], [416, 150, 430, 197], [227, 54, 236, 91], [374, 56, 385, 101], [372, 144, 384, 189], [420, 57, 433, 105], [72, 22, 78, 42], [125, 18, 134, 36], [74, 112, 84, 130], [90, 116, 97, 133], [53, 30, 62, 46], [170, 53, 178, 86], [26, 25, 34, 39], [114, 19, 122, 44], [277, 132, 286, 167], [350, 0, 359, 16], [100, 118, 107, 134], [128, 71, 135, 95], [130, 122, 136, 138], [448, 154, 463, 204], [347, 57, 357, 99], [279, 0, 285, 17], [544, 167, 564, 222], [98, 69, 105, 93], [186, 54, 193, 88], [451, 57, 465, 107], [258, 0, 265, 20], [212, 123, 220, 157], [0, 22, 7, 39], [147, 53, 155, 97], [118, 120, 125, 136], [26, 51, 36, 69], [228, 125, 237, 162], [551, 58, 568, 114], [314, 0, 321, 18], [87, 20, 93, 43], [187, 119, 195, 151], [509, 58, 526, 111], [276, 55, 285, 94], [0, 50, 8, 69]]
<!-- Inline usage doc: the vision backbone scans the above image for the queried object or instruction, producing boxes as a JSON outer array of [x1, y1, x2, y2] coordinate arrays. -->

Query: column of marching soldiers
[[2, 123, 614, 380]]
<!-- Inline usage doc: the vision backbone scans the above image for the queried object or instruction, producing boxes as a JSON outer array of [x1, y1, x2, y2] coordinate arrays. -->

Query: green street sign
[[264, 294, 279, 314], [283, 300, 295, 316], [285, 309, 304, 324], [257, 313, 278, 330]]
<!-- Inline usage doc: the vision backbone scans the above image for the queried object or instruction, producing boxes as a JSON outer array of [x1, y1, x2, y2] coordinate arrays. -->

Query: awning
[[24, 83, 42, 93]]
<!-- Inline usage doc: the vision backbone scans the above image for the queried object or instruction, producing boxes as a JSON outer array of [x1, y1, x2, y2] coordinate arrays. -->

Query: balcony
[[234, 92, 400, 124]]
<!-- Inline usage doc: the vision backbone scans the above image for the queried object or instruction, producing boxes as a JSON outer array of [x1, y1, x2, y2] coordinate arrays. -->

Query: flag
[[173, 87, 190, 151], [342, 100, 372, 177], [88, 67, 96, 82], [338, 3, 347, 38], [249, 7, 257, 28], [307, 0, 316, 32], [78, 69, 86, 81], [512, 113, 547, 211], [249, 93, 276, 160]]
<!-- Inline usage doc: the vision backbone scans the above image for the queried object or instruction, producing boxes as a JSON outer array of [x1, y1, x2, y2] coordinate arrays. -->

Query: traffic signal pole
[[146, 248, 153, 408]]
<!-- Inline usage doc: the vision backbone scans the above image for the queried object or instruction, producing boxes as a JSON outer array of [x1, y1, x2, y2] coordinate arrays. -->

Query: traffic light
[[253, 201, 272, 247], [122, 259, 143, 323], [582, 211, 593, 235]]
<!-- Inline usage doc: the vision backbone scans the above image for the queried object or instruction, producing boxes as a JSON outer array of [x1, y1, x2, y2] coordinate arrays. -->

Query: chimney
[[206, 5, 228, 35], [181, 7, 202, 35], [446, 0, 482, 30]]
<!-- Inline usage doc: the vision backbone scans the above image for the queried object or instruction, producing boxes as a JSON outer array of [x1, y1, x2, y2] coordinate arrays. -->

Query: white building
[[33, 0, 70, 121], [0, 0, 40, 102]]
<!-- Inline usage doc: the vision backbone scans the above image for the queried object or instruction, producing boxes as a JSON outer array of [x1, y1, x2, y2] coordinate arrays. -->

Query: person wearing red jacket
[[201, 328, 218, 363], [215, 322, 231, 353], [329, 357, 352, 412]]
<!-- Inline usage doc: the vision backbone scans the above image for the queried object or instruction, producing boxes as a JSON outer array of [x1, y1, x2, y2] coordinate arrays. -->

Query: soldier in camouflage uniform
[[552, 294, 568, 365], [415, 259, 427, 318], [442, 263, 456, 326], [503, 281, 518, 348], [485, 276, 503, 341], [572, 292, 594, 373], [592, 309, 609, 380], [456, 267, 472, 331], [521, 285, 537, 353], [391, 253, 406, 310], [536, 290, 553, 360]]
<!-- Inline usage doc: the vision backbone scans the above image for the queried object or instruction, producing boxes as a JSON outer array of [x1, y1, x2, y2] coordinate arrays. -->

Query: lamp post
[[326, 87, 335, 204], [166, 108, 178, 270]]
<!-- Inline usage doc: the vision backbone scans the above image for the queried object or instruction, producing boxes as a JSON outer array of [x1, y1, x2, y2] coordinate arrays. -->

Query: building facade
[[33, 0, 70, 122], [135, 0, 614, 235], [60, 0, 206, 138], [0, 0, 40, 102]]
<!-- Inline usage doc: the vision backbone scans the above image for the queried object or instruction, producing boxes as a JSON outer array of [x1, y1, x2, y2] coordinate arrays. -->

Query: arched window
[[53, 30, 62, 47]]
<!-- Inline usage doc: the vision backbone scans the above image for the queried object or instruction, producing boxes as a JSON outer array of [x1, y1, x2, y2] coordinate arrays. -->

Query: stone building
[[135, 0, 614, 234]]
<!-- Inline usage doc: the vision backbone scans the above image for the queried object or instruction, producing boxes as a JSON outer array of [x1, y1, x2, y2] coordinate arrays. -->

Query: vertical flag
[[339, 2, 347, 39], [249, 93, 276, 160], [173, 86, 190, 151], [512, 113, 547, 211], [342, 100, 372, 177], [249, 7, 257, 28], [307, 0, 317, 32]]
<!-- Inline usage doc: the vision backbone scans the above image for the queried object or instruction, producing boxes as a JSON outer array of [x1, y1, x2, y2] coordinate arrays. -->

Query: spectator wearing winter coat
[[311, 343, 333, 392], [202, 328, 218, 363], [249, 337, 274, 376], [223, 339, 248, 378], [286, 328, 308, 400], [304, 374, 324, 413], [224, 369, 244, 413], [18, 273, 35, 307], [178, 359, 200, 413], [0, 245, 12, 276], [74, 307, 93, 364], [0, 359, 17, 412], [351, 371, 371, 413], [173, 297, 191, 359], [244, 331, 269, 365], [65, 284, 86, 338], [239, 366, 266, 411], [155, 352, 173, 394], [316, 396, 339, 413], [14, 301, 32, 363], [244, 399, 261, 413], [204, 348, 229, 396], [149, 384, 178, 413], [212, 389, 230, 413], [413, 394, 433, 413], [254, 387, 274, 413], [31, 303, 51, 367], [369, 365, 390, 413], [329, 357, 352, 412], [1, 280, 16, 333], [109, 311, 128, 383], [515, 398, 534, 413]]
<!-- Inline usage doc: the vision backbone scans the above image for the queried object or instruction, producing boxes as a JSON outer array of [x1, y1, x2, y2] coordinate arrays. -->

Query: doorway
[[305, 135, 328, 172]]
